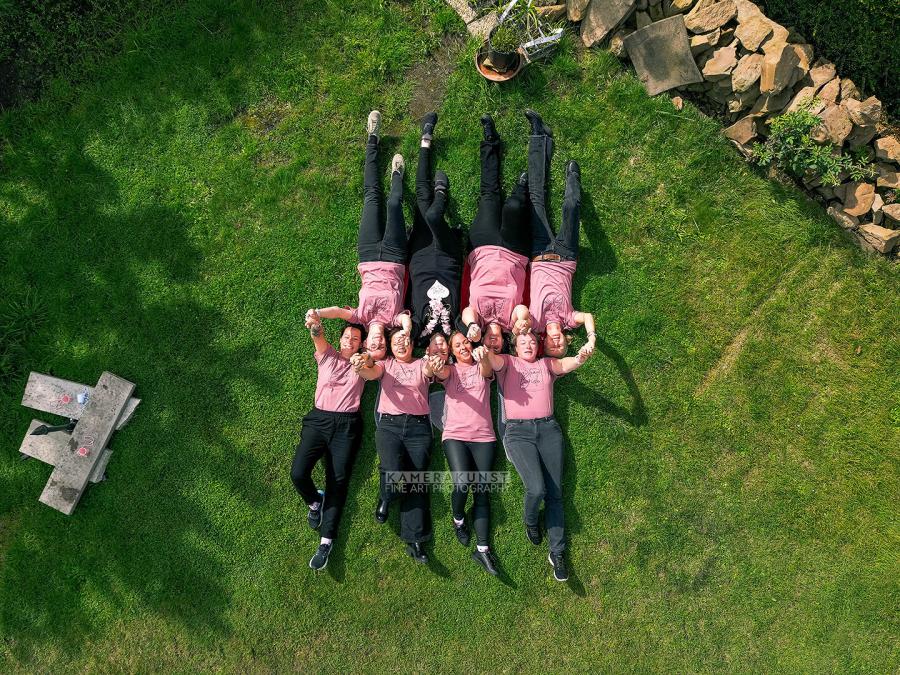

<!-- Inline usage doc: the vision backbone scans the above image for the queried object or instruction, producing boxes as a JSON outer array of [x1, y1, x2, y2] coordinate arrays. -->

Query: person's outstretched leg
[[380, 154, 408, 264], [358, 110, 384, 263], [500, 173, 533, 258], [525, 109, 556, 256], [469, 114, 504, 249], [558, 160, 582, 261], [470, 441, 495, 548], [416, 112, 437, 215]]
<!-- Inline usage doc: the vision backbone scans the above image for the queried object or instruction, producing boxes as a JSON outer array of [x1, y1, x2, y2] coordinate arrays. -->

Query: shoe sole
[[547, 553, 568, 582]]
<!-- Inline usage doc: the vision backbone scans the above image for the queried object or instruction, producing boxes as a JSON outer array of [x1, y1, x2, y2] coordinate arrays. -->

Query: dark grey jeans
[[502, 416, 565, 554]]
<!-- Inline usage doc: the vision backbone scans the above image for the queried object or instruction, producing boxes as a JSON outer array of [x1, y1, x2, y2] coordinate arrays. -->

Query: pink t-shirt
[[496, 355, 557, 420], [349, 261, 406, 329], [314, 346, 366, 413], [440, 362, 495, 443], [529, 261, 578, 334], [467, 245, 528, 331], [377, 358, 431, 416]]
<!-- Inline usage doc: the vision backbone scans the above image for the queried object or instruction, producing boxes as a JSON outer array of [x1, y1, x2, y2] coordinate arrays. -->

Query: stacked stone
[[568, 0, 900, 256]]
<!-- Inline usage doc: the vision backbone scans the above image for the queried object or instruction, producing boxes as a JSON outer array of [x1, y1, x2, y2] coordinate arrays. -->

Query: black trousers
[[377, 413, 434, 543], [411, 145, 454, 251], [290, 408, 363, 540], [358, 135, 407, 264], [442, 439, 495, 546], [468, 137, 532, 258], [528, 124, 582, 261]]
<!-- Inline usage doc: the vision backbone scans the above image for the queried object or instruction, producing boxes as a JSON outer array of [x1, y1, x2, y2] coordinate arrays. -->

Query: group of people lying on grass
[[291, 108, 595, 582]]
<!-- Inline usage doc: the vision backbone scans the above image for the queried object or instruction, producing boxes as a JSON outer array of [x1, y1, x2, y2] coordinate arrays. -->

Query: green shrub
[[752, 100, 877, 187], [761, 0, 900, 117]]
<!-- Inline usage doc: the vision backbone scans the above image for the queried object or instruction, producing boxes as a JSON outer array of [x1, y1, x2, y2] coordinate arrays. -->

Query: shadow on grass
[[0, 3, 289, 659], [0, 132, 276, 659]]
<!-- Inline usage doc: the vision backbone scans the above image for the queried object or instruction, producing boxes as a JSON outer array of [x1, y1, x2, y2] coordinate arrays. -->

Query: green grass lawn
[[1, 0, 898, 670]]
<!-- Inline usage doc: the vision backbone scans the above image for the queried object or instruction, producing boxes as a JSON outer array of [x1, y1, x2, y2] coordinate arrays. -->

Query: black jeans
[[502, 416, 565, 554], [290, 408, 363, 540], [377, 413, 434, 543], [468, 137, 532, 258], [442, 440, 495, 546], [358, 135, 407, 264], [528, 125, 581, 261]]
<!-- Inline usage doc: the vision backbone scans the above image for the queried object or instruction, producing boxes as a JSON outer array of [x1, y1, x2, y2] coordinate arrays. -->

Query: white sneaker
[[367, 110, 382, 139], [391, 153, 405, 178]]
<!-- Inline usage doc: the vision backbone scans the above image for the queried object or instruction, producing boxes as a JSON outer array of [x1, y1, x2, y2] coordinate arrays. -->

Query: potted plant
[[485, 21, 523, 73]]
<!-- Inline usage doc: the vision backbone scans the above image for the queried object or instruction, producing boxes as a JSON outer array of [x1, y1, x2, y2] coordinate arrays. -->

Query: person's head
[[365, 322, 388, 361], [542, 322, 572, 358], [339, 323, 366, 358], [483, 322, 506, 355], [449, 331, 473, 364], [389, 328, 413, 362], [427, 332, 449, 362], [513, 331, 539, 362]]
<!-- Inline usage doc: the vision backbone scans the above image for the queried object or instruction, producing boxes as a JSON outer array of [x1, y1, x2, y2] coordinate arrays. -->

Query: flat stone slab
[[39, 372, 134, 515], [624, 15, 703, 96], [20, 419, 111, 484], [22, 372, 140, 430], [582, 0, 637, 47]]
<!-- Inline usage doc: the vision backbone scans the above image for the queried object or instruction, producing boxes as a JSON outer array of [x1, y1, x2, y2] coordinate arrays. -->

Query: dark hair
[[341, 322, 367, 342]]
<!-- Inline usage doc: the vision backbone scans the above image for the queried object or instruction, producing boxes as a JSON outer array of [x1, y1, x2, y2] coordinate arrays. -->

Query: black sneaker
[[434, 169, 449, 195], [548, 551, 568, 582], [406, 542, 428, 564], [307, 490, 324, 530], [526, 523, 542, 545], [309, 542, 332, 571], [524, 108, 552, 136], [480, 113, 497, 141], [472, 548, 499, 576], [517, 171, 528, 188], [566, 159, 580, 181], [454, 520, 471, 547], [421, 111, 438, 140], [375, 498, 389, 524]]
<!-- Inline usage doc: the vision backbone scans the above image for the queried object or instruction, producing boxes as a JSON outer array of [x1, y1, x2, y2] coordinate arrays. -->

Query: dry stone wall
[[444, 0, 900, 257], [571, 0, 900, 256]]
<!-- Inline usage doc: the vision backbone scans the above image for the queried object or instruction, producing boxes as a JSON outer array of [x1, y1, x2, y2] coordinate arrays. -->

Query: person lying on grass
[[313, 110, 412, 361], [524, 110, 596, 360], [408, 112, 464, 348], [290, 317, 367, 572], [460, 113, 532, 355], [483, 330, 593, 582], [350, 329, 444, 564], [432, 332, 499, 576]]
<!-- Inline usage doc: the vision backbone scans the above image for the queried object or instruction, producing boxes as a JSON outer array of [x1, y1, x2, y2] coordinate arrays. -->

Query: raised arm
[[484, 349, 505, 373], [351, 352, 384, 381], [549, 348, 592, 377], [574, 310, 596, 357], [396, 311, 413, 335], [461, 306, 482, 342], [317, 306, 354, 321], [423, 355, 444, 379], [472, 346, 493, 378], [305, 309, 330, 354]]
